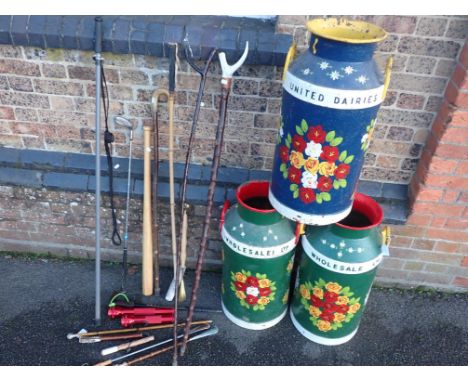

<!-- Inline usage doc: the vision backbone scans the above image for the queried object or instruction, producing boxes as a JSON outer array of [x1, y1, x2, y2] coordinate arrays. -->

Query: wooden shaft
[[74, 319, 212, 338], [142, 125, 154, 296], [124, 344, 174, 366], [178, 206, 188, 301], [168, 94, 177, 277], [151, 89, 169, 295], [101, 335, 155, 356]]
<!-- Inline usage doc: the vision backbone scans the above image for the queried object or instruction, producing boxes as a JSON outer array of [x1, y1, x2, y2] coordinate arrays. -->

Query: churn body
[[290, 193, 386, 345], [269, 18, 391, 225], [221, 181, 297, 330]]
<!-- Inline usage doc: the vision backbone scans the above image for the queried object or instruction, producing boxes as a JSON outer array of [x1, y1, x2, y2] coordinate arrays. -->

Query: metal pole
[[94, 16, 103, 325]]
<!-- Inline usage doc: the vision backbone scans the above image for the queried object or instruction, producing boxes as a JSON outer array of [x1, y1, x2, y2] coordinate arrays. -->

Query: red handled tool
[[121, 314, 174, 327], [108, 306, 174, 319]]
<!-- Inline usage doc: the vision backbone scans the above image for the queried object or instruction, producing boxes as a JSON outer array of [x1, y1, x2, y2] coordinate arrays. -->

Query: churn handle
[[382, 56, 393, 100], [282, 42, 297, 81], [219, 200, 231, 232], [294, 223, 305, 244]]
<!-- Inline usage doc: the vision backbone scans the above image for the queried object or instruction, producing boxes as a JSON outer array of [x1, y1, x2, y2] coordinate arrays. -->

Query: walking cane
[[180, 42, 249, 356], [93, 16, 103, 325], [164, 41, 217, 302]]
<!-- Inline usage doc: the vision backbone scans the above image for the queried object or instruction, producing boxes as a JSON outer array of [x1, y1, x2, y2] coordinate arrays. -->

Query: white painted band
[[268, 189, 352, 226], [283, 71, 384, 110], [221, 227, 296, 259], [222, 301, 287, 330], [290, 310, 358, 345], [301, 235, 383, 274]]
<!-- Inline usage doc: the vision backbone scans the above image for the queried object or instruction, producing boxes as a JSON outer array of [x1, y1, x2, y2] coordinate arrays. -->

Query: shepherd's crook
[[180, 42, 249, 356]]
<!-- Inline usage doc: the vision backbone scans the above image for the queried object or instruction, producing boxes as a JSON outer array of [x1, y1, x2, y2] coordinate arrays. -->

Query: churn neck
[[307, 18, 387, 62], [331, 193, 384, 239], [236, 181, 282, 225]]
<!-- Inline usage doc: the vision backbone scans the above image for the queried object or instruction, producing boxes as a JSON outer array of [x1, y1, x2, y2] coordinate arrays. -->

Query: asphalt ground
[[0, 254, 467, 367]]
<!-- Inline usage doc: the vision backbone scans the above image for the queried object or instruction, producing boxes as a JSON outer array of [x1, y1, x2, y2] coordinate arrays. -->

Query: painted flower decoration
[[278, 119, 355, 205], [299, 279, 361, 332], [231, 270, 277, 311], [361, 119, 376, 151]]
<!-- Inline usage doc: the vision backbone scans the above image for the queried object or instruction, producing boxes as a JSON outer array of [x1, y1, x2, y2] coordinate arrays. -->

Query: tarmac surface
[[0, 254, 467, 366]]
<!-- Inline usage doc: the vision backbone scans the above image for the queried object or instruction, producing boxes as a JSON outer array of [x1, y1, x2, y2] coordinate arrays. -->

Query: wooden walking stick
[[180, 42, 249, 357], [151, 90, 169, 297], [142, 125, 154, 296]]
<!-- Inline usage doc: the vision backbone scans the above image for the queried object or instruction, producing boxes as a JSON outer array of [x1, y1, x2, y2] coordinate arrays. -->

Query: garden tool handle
[[94, 17, 103, 54], [219, 41, 249, 80], [101, 335, 155, 356], [219, 200, 231, 231]]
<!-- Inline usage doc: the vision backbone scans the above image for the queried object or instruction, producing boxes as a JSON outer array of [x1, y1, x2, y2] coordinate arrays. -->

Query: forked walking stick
[[180, 42, 249, 356], [165, 42, 217, 303]]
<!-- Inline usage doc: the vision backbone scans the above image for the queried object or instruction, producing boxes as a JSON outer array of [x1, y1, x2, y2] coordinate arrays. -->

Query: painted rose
[[288, 166, 302, 184], [318, 162, 337, 177], [304, 157, 319, 174], [292, 134, 307, 152], [235, 291, 246, 299], [258, 296, 270, 306], [300, 284, 310, 299], [301, 171, 318, 189], [258, 279, 271, 288], [259, 287, 272, 297], [289, 150, 306, 169], [334, 163, 350, 179], [246, 286, 259, 297], [320, 146, 339, 162], [319, 311, 335, 322], [336, 295, 350, 306], [235, 272, 247, 283], [336, 304, 350, 314], [324, 291, 339, 303], [325, 282, 342, 293], [312, 287, 324, 299], [279, 145, 289, 163], [299, 188, 316, 204], [333, 313, 346, 323], [246, 276, 259, 287], [304, 141, 323, 158], [317, 319, 332, 332], [309, 306, 321, 318], [349, 303, 361, 314], [246, 295, 259, 305], [317, 176, 333, 192], [310, 295, 323, 308], [307, 125, 326, 143], [234, 281, 247, 291]]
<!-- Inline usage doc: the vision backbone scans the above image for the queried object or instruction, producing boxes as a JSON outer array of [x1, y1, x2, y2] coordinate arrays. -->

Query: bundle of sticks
[[139, 35, 249, 365]]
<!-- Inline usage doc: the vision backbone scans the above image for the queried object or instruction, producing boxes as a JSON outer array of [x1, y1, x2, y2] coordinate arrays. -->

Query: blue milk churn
[[269, 18, 392, 225]]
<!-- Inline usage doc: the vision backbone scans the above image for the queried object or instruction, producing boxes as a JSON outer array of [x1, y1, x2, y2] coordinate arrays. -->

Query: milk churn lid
[[307, 17, 387, 44]]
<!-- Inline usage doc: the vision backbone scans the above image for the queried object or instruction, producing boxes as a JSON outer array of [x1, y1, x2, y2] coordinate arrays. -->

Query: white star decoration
[[356, 75, 368, 84], [263, 237, 267, 241], [232, 227, 236, 231], [240, 232, 245, 237], [339, 241, 346, 248], [343, 66, 355, 75], [348, 248, 354, 253], [303, 68, 311, 75], [328, 70, 341, 80], [321, 239, 327, 244], [319, 61, 330, 70]]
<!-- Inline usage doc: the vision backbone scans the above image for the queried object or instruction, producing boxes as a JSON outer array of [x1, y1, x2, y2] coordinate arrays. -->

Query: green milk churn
[[290, 192, 389, 345], [221, 180, 298, 330]]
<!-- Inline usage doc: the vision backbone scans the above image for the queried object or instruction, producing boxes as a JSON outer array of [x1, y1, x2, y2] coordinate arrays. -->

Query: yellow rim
[[307, 17, 387, 44]]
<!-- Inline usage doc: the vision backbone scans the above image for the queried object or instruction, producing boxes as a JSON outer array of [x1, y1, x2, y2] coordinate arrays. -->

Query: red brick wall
[[380, 41, 468, 291]]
